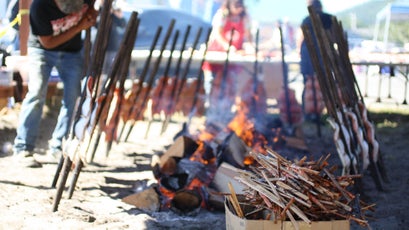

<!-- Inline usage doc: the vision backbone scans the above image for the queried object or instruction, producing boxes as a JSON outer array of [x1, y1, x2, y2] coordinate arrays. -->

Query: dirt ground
[[0, 98, 408, 229]]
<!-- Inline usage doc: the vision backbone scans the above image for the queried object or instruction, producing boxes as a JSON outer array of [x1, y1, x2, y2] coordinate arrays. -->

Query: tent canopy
[[373, 1, 409, 51]]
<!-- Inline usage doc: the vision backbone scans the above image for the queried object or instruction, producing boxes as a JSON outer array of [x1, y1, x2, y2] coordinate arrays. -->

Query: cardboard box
[[225, 198, 350, 230]]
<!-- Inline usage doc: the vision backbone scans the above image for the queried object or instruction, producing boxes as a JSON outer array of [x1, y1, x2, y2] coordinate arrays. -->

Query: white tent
[[373, 1, 409, 51]]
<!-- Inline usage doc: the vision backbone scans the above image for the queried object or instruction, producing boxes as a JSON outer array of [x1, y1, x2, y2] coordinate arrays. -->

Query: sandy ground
[[0, 106, 226, 229]]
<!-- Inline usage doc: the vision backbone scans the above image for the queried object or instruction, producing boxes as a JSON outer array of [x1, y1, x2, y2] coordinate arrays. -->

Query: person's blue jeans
[[14, 47, 84, 154]]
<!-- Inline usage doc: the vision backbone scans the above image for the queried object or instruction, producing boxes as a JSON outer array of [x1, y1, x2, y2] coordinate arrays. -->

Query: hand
[[78, 8, 98, 30]]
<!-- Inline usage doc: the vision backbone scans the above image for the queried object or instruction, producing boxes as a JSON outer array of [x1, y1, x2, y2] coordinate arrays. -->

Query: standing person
[[202, 0, 252, 119], [298, 0, 332, 121], [13, 0, 98, 167]]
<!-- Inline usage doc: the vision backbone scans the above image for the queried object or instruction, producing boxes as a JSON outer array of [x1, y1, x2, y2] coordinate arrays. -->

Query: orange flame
[[227, 101, 267, 155]]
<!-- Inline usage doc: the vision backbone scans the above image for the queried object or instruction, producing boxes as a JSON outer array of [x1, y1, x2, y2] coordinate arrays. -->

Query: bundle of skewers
[[301, 6, 389, 193], [228, 148, 373, 229], [51, 0, 139, 212]]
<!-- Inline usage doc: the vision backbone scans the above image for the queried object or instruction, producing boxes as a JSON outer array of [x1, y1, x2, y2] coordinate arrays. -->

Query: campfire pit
[[123, 95, 291, 215]]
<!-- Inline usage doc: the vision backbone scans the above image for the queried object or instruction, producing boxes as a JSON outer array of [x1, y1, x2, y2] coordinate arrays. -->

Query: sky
[[321, 0, 371, 13], [246, 0, 372, 24]]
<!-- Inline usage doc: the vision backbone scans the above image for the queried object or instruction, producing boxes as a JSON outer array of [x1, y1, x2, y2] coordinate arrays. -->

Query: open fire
[[145, 97, 287, 214]]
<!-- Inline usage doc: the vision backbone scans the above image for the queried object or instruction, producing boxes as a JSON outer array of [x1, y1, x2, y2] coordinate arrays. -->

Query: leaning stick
[[218, 28, 235, 102], [331, 19, 389, 185], [278, 24, 298, 136], [67, 12, 139, 199], [173, 26, 203, 111], [86, 19, 134, 161], [67, 159, 84, 199], [51, 0, 100, 188], [251, 28, 260, 115], [117, 26, 162, 141], [305, 7, 371, 193], [69, 0, 114, 156], [52, 154, 73, 212], [307, 8, 359, 177], [88, 0, 114, 97], [161, 25, 192, 132], [162, 27, 203, 133], [51, 0, 111, 210], [303, 7, 357, 174], [152, 30, 181, 114], [99, 16, 140, 157], [144, 29, 180, 139], [125, 19, 176, 141], [228, 182, 244, 218], [186, 28, 212, 125]]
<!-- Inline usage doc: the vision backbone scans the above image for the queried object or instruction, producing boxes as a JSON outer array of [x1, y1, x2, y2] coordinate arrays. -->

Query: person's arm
[[38, 8, 98, 49], [209, 9, 235, 51], [213, 25, 232, 51]]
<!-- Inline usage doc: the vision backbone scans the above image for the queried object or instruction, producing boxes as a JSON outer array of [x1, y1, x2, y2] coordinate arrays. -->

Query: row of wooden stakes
[[50, 0, 211, 212]]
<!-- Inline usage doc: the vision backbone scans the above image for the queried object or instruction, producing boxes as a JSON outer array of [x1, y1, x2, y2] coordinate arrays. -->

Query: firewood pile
[[131, 108, 286, 214], [228, 148, 372, 228]]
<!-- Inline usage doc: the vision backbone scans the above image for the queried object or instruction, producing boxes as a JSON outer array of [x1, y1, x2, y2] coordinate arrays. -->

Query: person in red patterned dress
[[202, 0, 253, 121]]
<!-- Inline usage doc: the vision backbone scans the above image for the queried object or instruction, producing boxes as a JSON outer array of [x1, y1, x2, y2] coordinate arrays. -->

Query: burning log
[[217, 132, 251, 169], [142, 84, 300, 215], [156, 155, 217, 210], [170, 189, 203, 215], [122, 187, 160, 212], [149, 132, 217, 211], [151, 135, 199, 177], [211, 162, 246, 195]]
